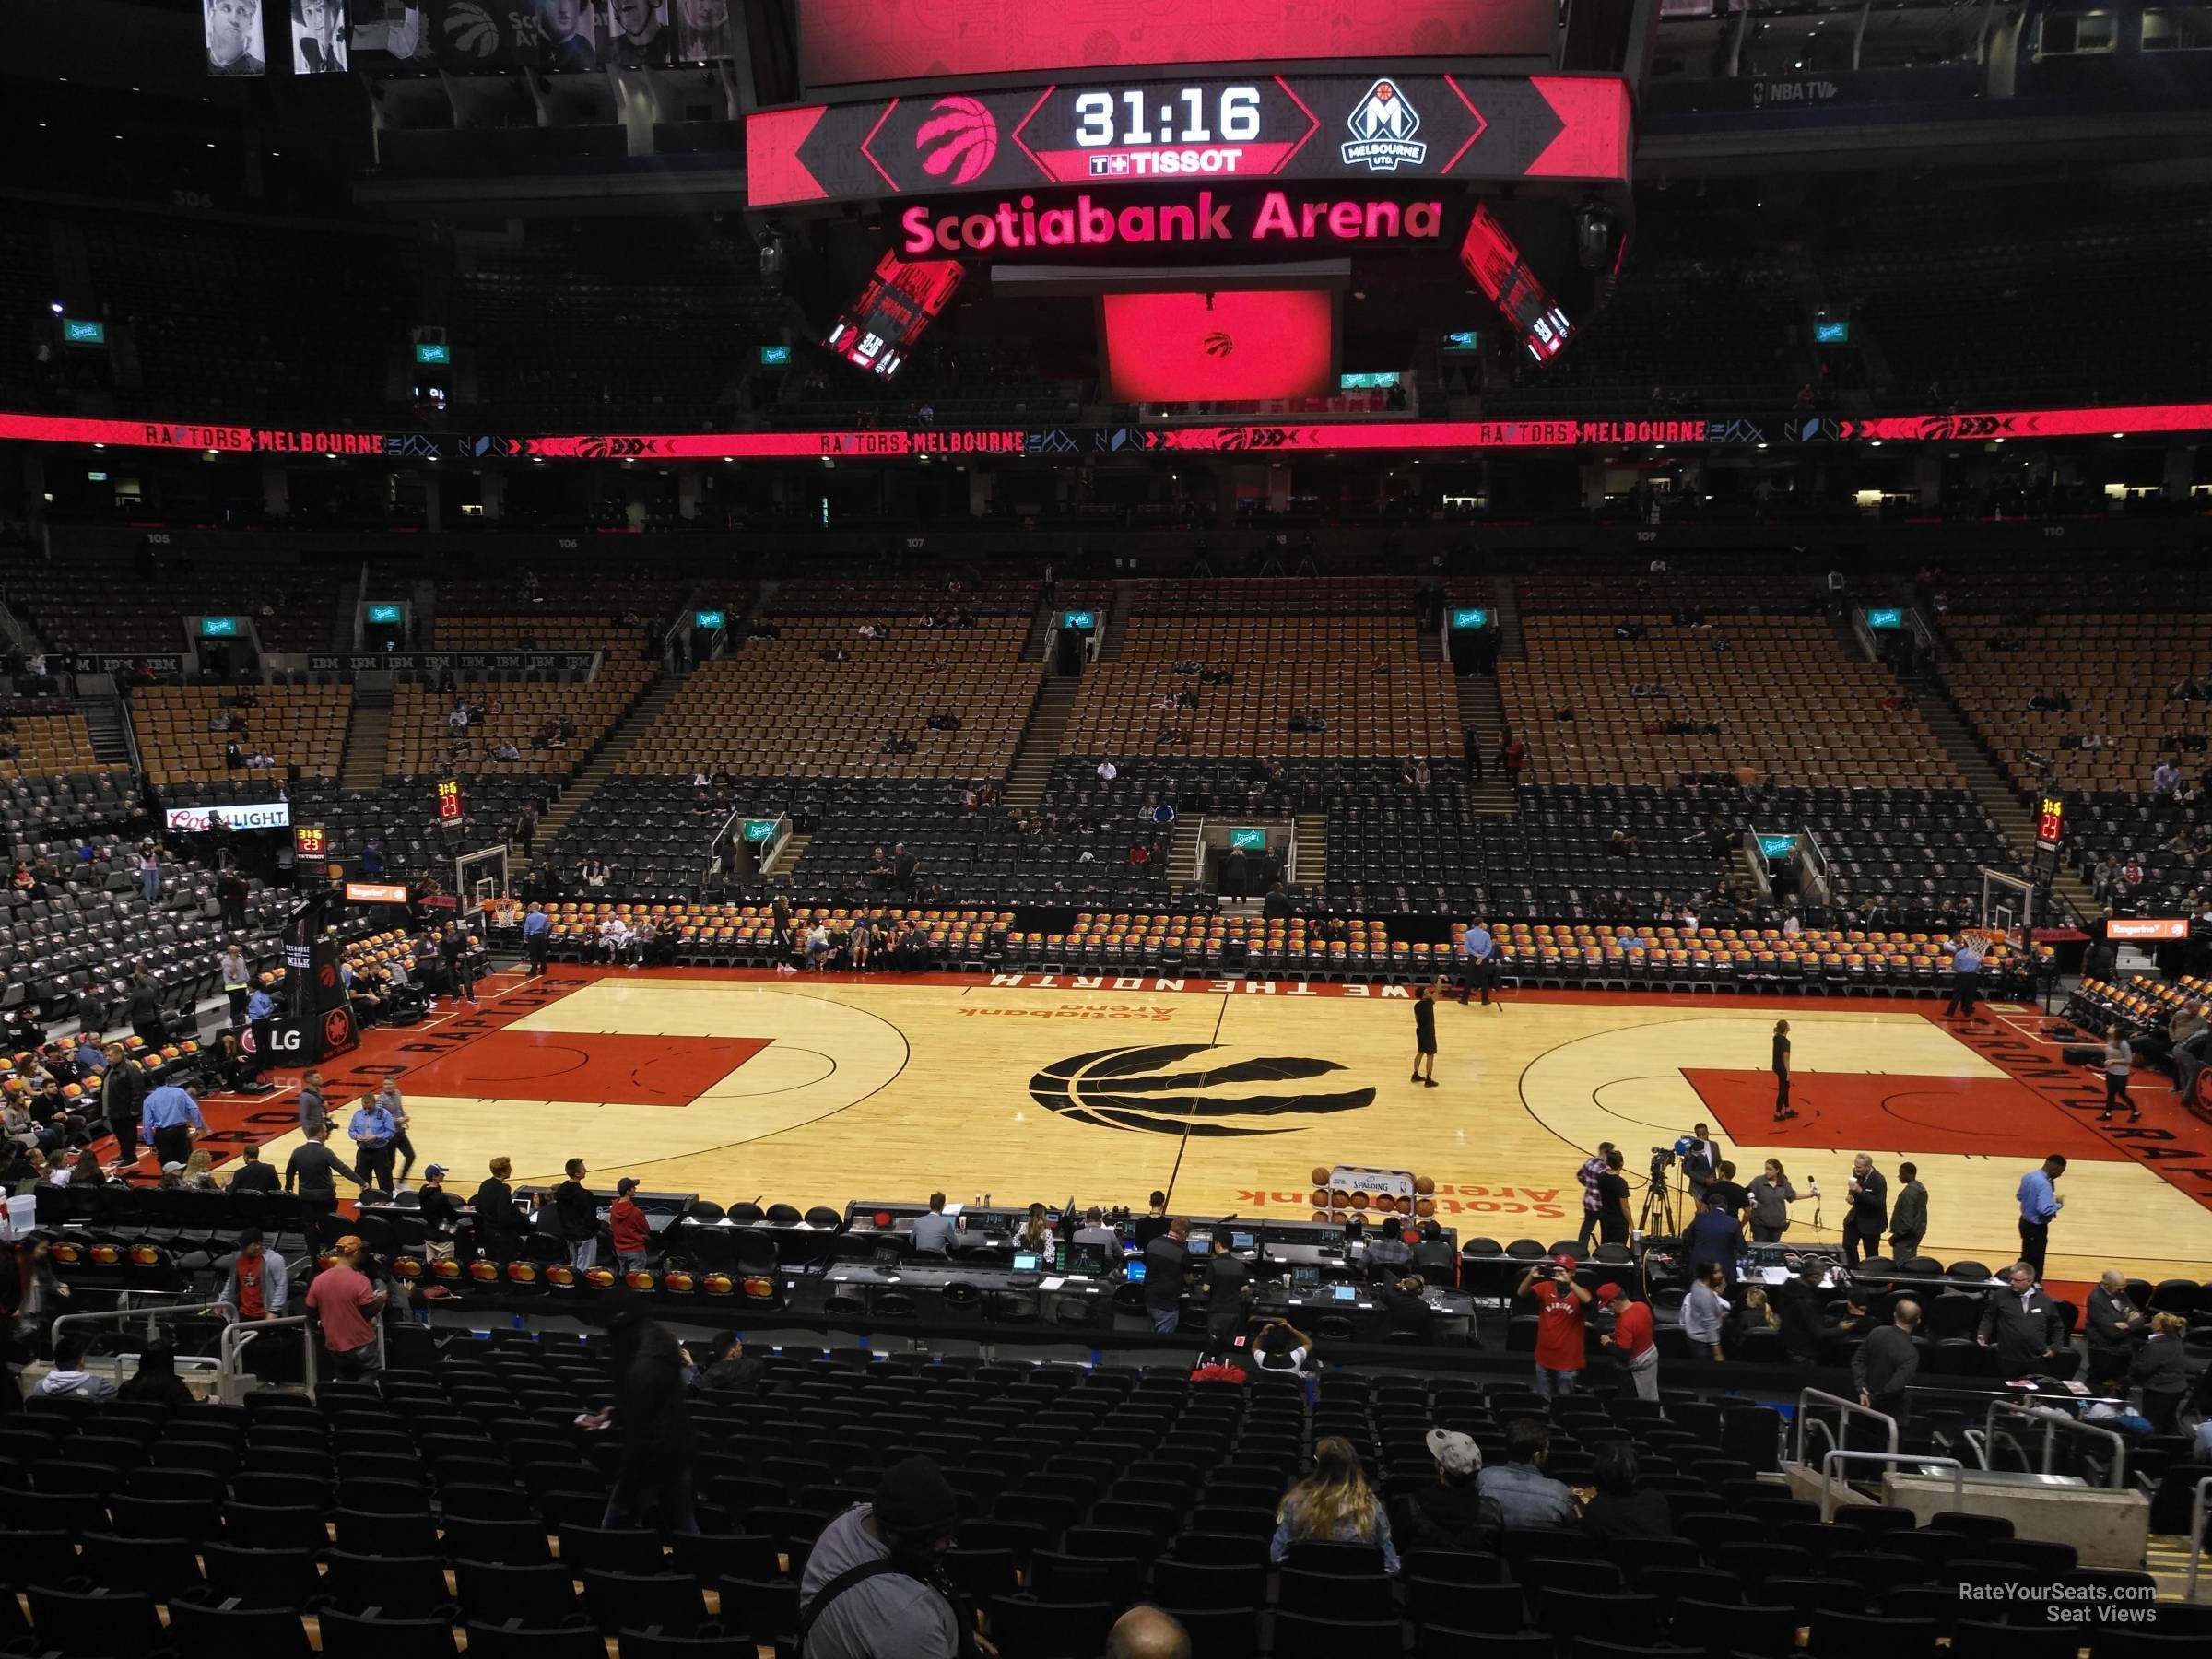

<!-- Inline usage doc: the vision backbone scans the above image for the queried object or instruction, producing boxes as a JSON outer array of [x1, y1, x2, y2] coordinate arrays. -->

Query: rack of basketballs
[[1300, 1163, 1442, 1226]]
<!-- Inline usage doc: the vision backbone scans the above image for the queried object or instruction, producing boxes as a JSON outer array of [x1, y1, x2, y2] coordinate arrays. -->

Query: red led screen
[[1102, 289, 1334, 403], [797, 0, 1558, 90]]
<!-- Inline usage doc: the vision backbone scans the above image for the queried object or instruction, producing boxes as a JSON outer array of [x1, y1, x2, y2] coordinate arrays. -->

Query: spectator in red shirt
[[610, 1177, 651, 1275], [304, 1235, 387, 1381], [1517, 1254, 1592, 1397], [1595, 1283, 1658, 1401], [220, 1229, 288, 1320]]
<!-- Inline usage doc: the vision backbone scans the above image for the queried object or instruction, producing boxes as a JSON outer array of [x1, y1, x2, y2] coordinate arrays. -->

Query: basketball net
[[1960, 927, 2006, 957]]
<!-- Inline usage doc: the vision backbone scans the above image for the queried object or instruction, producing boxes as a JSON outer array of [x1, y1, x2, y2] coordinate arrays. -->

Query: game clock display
[[435, 777, 466, 825], [2036, 794, 2065, 852], [747, 73, 1633, 207]]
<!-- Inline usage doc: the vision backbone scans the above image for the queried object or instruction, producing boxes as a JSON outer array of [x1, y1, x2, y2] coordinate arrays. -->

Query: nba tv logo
[[1341, 79, 1426, 171]]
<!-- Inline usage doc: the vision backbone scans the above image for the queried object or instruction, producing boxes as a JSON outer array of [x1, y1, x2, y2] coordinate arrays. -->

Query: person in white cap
[[1388, 1428, 1502, 1553]]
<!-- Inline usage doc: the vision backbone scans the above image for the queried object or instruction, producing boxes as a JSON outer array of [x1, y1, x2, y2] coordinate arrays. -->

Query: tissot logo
[[1341, 79, 1427, 171], [915, 95, 998, 187], [1029, 1043, 1375, 1135]]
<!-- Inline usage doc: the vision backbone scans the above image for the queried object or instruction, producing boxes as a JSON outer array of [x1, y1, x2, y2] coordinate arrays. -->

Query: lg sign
[[901, 190, 1445, 254]]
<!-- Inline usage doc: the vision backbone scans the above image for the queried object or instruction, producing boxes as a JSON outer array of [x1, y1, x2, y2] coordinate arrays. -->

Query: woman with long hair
[[2129, 1312, 2190, 1434], [1270, 1436, 1400, 1572], [1746, 1158, 1797, 1244], [1016, 1203, 1053, 1256]]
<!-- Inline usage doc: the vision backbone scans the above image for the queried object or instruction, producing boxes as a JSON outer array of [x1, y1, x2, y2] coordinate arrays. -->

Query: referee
[[1457, 920, 1497, 1007], [139, 1080, 206, 1171], [1943, 935, 1983, 1021]]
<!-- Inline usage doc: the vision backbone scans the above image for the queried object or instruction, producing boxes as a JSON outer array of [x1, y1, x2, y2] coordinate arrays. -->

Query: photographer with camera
[[800, 1455, 980, 1659], [1516, 1254, 1593, 1398], [1680, 1124, 1720, 1208]]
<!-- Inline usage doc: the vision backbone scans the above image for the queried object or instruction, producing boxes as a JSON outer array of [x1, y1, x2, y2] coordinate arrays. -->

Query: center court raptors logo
[[916, 96, 998, 187], [1202, 332, 1234, 358], [1030, 1043, 1375, 1135], [1340, 79, 1427, 172]]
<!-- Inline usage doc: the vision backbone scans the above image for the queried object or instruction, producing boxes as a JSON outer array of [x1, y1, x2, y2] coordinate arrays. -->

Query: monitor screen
[[1291, 1265, 1320, 1289], [1124, 1259, 1147, 1282], [1065, 1242, 1106, 1276], [1230, 1231, 1255, 1251], [1184, 1238, 1211, 1256], [1011, 1252, 1040, 1272], [1332, 1284, 1359, 1302]]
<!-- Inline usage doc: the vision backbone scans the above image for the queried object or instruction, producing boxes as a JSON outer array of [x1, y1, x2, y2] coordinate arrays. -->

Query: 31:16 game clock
[[435, 777, 466, 825]]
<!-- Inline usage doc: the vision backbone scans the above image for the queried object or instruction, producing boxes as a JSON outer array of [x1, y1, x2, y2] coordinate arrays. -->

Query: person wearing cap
[[1389, 1428, 1503, 1554], [1595, 1283, 1659, 1400], [220, 1230, 288, 1320], [284, 1122, 365, 1213], [610, 1177, 651, 1274], [801, 1455, 968, 1659], [139, 1078, 206, 1172], [304, 1236, 386, 1379], [227, 1141, 279, 1194], [1478, 1417, 1577, 1530], [418, 1164, 462, 1259], [1517, 1254, 1593, 1397], [583, 1303, 700, 1533], [1579, 1441, 1673, 1542]]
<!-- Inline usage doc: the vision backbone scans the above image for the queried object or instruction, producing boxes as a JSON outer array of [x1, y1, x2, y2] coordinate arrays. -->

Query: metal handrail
[[1795, 1388, 1900, 1465], [1982, 1399, 2127, 1488], [215, 1313, 316, 1405], [1817, 1450, 1966, 1521], [48, 1299, 236, 1382], [2187, 1475, 2210, 1601]]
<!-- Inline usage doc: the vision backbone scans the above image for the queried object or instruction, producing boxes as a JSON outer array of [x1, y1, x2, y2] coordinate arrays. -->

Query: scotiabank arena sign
[[166, 801, 292, 831], [900, 190, 1445, 255]]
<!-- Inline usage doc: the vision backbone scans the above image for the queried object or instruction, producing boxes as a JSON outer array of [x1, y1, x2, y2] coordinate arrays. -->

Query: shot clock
[[435, 777, 466, 826], [2035, 794, 2065, 853]]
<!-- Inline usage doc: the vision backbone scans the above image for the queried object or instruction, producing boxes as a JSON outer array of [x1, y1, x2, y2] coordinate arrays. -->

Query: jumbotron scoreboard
[[749, 0, 1636, 392]]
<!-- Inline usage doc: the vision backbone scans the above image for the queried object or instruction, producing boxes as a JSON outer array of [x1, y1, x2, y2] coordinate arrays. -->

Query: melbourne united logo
[[1341, 79, 1427, 172], [1202, 332, 1234, 359], [1030, 1044, 1375, 1136], [915, 96, 998, 187]]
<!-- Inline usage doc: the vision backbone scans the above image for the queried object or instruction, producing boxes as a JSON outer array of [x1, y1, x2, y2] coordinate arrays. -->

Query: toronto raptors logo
[[1340, 79, 1427, 172], [1202, 332, 1234, 359], [916, 96, 998, 187], [1030, 1044, 1375, 1136]]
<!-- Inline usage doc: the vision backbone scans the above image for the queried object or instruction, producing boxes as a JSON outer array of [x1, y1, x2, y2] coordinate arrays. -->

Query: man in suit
[[1977, 1260, 2076, 1379], [1853, 1300, 1922, 1420], [1773, 1262, 1834, 1363], [2082, 1268, 2147, 1388], [1680, 1123, 1720, 1209], [1843, 1154, 1888, 1266]]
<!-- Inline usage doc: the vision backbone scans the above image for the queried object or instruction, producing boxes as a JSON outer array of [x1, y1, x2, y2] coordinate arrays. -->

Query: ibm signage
[[307, 651, 600, 675]]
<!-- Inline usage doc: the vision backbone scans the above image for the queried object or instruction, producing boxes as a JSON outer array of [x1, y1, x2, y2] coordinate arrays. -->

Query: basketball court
[[197, 967, 2212, 1289]]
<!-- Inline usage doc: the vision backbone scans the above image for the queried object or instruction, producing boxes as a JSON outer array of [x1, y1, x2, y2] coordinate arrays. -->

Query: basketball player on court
[[1411, 982, 1439, 1088]]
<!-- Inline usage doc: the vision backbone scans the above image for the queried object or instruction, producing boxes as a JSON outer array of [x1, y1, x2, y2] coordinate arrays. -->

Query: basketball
[[1414, 1175, 1436, 1195], [1311, 1166, 1332, 1186]]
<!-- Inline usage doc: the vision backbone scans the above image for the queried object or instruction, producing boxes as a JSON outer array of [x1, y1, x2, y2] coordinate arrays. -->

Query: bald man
[[1107, 1606, 1191, 1659]]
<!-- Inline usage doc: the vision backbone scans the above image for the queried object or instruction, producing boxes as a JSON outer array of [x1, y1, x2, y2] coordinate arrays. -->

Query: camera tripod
[[1637, 1157, 1685, 1238]]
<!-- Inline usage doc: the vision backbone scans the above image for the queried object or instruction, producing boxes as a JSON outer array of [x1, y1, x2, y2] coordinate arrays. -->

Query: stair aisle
[[1916, 683, 2095, 918], [337, 705, 390, 794], [1454, 675, 1517, 818], [1003, 678, 1080, 810], [82, 700, 133, 768], [1294, 812, 1327, 890], [519, 672, 682, 876]]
